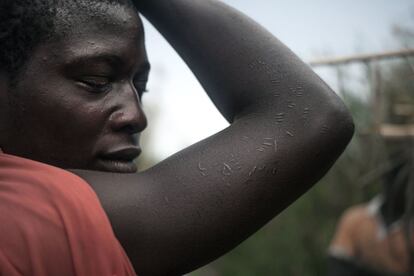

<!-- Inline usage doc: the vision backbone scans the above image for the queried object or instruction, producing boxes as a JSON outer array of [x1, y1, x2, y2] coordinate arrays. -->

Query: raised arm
[[76, 0, 353, 275]]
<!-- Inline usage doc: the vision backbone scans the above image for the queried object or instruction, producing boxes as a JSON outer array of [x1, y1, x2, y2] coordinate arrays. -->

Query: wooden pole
[[310, 48, 414, 67]]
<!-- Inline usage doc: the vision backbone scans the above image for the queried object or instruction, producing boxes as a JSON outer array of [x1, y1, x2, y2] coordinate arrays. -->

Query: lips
[[96, 147, 141, 173], [102, 147, 141, 161]]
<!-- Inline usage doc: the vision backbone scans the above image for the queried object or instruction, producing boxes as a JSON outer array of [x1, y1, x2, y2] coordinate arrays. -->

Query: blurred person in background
[[328, 128, 414, 275]]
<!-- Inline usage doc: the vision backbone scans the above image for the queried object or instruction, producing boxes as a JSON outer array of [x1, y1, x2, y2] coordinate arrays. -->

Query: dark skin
[[0, 6, 149, 173], [0, 1, 354, 275]]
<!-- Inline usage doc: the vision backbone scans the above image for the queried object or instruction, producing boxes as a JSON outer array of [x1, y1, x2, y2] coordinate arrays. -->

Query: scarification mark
[[262, 137, 274, 147], [258, 165, 266, 171], [274, 139, 278, 153], [302, 107, 311, 120], [257, 147, 265, 152], [242, 136, 249, 142], [286, 131, 294, 137], [321, 125, 329, 134], [275, 113, 285, 123], [288, 101, 296, 108], [289, 83, 305, 97], [249, 166, 257, 177], [222, 163, 233, 176], [270, 78, 281, 87], [198, 162, 208, 176], [164, 196, 170, 203], [272, 168, 278, 175]]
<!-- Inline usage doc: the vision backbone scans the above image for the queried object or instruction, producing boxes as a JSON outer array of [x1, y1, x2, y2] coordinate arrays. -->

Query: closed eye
[[79, 76, 112, 93]]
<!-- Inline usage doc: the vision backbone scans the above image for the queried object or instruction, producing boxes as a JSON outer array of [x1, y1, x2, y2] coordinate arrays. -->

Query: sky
[[139, 0, 414, 163]]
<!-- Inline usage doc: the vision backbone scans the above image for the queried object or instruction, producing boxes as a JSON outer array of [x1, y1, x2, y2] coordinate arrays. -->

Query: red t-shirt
[[0, 153, 136, 276]]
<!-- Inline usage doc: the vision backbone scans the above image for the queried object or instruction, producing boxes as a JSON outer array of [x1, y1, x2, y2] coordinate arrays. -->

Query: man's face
[[0, 5, 150, 173]]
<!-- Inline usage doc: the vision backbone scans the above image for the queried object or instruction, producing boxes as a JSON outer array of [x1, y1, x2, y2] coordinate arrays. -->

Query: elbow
[[290, 90, 354, 184], [331, 97, 354, 146], [319, 92, 355, 156], [341, 108, 355, 144]]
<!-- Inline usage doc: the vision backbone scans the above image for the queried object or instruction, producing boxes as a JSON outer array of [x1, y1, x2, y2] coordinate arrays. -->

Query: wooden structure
[[310, 48, 414, 138]]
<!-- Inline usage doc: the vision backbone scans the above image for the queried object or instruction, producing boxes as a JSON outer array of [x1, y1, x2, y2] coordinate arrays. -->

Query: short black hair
[[0, 0, 134, 79]]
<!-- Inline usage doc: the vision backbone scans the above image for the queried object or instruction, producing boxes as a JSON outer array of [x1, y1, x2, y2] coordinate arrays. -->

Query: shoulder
[[0, 153, 136, 276], [0, 153, 104, 211], [329, 204, 372, 258], [0, 153, 113, 237], [340, 204, 372, 228], [0, 152, 93, 191]]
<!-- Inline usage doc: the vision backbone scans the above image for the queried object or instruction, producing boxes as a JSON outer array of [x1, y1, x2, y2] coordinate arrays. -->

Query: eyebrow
[[67, 54, 122, 68], [65, 54, 151, 76]]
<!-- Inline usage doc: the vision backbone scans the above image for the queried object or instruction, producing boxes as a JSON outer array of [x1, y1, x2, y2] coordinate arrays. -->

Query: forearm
[[135, 0, 345, 124]]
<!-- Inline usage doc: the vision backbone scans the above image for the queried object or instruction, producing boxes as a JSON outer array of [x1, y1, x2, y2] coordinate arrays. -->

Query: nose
[[109, 82, 147, 134]]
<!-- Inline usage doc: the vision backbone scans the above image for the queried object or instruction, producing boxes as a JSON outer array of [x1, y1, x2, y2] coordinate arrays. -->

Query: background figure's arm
[[77, 0, 354, 275]]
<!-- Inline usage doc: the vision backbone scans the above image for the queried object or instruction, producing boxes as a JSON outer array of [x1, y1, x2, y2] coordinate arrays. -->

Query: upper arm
[[74, 102, 353, 275]]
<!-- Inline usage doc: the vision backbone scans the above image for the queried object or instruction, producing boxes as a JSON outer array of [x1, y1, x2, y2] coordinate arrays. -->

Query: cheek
[[49, 98, 110, 140], [16, 85, 112, 148]]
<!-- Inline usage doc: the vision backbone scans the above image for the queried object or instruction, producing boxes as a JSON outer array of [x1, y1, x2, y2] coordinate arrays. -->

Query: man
[[0, 0, 354, 275]]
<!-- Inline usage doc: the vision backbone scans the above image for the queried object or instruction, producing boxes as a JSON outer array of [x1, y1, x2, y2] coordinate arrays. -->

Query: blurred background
[[137, 1, 414, 275]]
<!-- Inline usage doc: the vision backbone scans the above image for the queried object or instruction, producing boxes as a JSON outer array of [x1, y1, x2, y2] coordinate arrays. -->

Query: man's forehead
[[53, 1, 142, 40]]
